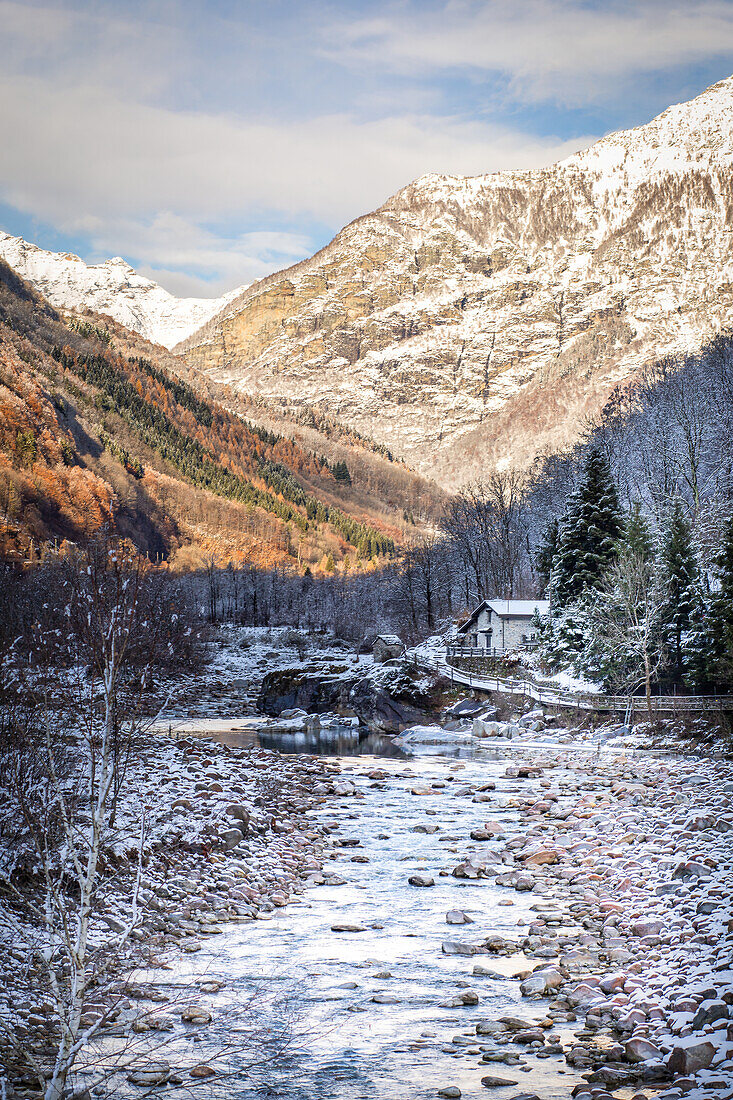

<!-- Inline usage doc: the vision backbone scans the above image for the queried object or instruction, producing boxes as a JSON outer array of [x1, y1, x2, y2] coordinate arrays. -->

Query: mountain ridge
[[177, 74, 733, 487], [4, 76, 733, 489], [0, 232, 247, 350]]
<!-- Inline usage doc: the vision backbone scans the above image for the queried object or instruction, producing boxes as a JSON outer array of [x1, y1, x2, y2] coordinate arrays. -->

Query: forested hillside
[[0, 261, 440, 569], [194, 333, 733, 696]]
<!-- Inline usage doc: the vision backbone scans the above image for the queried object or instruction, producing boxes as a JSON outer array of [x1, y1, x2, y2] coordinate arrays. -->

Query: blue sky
[[2, 0, 733, 297]]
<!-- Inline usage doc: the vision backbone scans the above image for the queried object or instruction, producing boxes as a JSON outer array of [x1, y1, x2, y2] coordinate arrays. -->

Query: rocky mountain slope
[[0, 233, 246, 349], [179, 75, 733, 487]]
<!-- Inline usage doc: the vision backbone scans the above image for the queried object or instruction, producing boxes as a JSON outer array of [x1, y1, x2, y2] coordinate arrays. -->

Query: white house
[[455, 598, 550, 654]]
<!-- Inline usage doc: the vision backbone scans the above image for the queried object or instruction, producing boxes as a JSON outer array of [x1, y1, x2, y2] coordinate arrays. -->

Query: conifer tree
[[535, 518, 559, 597], [624, 503, 654, 562], [701, 515, 733, 691], [551, 448, 624, 607], [660, 497, 699, 686]]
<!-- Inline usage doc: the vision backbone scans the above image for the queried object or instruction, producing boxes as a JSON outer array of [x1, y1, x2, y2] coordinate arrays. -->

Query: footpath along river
[[136, 736, 654, 1100]]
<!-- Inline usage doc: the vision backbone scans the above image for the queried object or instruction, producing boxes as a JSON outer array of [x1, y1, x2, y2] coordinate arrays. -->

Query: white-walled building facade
[[455, 599, 550, 654]]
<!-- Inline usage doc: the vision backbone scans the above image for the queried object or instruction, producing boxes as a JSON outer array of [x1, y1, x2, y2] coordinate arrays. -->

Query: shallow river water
[[141, 738, 590, 1100]]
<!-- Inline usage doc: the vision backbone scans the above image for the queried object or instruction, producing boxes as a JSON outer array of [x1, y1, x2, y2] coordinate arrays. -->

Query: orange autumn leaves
[[0, 347, 114, 553]]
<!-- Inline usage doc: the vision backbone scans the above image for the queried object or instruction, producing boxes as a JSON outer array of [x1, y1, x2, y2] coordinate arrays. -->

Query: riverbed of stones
[[325, 744, 733, 1100], [5, 713, 733, 1100], [0, 736, 346, 1095]]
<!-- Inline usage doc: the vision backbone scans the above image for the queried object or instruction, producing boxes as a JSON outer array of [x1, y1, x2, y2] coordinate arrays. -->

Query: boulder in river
[[257, 662, 448, 733], [442, 940, 477, 956]]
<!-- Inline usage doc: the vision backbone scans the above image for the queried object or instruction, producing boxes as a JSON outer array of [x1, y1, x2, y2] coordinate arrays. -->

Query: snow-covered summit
[[0, 233, 247, 349], [179, 74, 733, 488]]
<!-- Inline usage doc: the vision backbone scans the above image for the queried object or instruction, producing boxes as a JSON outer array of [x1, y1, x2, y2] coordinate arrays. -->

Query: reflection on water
[[259, 728, 408, 758], [210, 724, 409, 758]]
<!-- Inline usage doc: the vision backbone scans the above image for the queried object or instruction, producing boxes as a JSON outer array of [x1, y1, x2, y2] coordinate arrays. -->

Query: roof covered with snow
[[457, 599, 549, 631]]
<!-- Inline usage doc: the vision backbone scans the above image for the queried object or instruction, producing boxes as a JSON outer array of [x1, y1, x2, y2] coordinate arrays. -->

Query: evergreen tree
[[702, 515, 733, 691], [332, 460, 352, 484], [660, 497, 699, 686], [535, 518, 559, 598], [551, 448, 625, 607], [624, 503, 654, 562]]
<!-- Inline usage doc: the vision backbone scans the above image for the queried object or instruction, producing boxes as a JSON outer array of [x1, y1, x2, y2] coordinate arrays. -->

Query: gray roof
[[375, 634, 403, 646]]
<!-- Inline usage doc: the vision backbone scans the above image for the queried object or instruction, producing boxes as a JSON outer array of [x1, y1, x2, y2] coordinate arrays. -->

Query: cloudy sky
[[2, 0, 733, 297]]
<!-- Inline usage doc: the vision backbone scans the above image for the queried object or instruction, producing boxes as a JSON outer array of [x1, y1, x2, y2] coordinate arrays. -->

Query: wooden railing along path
[[414, 651, 733, 716]]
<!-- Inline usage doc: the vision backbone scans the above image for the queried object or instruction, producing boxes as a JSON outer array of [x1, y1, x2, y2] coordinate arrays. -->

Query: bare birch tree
[[0, 539, 170, 1099]]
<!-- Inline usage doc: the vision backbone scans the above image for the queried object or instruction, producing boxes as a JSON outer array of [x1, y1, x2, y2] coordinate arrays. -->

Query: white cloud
[[0, 72, 593, 290], [328, 0, 733, 105], [5, 0, 729, 294], [91, 215, 314, 295]]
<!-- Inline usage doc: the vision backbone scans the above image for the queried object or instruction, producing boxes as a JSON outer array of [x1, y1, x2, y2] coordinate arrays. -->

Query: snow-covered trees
[[586, 550, 668, 720], [690, 515, 733, 691], [551, 448, 625, 608], [0, 537, 198, 1098], [660, 498, 699, 686]]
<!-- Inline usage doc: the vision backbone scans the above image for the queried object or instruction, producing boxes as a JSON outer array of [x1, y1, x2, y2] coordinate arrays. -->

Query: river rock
[[521, 848, 559, 868], [219, 828, 243, 850], [442, 940, 477, 956], [224, 804, 250, 829], [690, 998, 729, 1029], [625, 1037, 663, 1062], [481, 1075, 519, 1088], [181, 1006, 212, 1024], [438, 1088, 462, 1099], [127, 1062, 170, 1086], [446, 910, 473, 925], [409, 873, 435, 887], [189, 1065, 216, 1079], [666, 1038, 715, 1073]]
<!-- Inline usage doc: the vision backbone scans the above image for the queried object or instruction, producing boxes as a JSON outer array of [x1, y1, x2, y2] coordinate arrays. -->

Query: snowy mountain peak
[[177, 74, 733, 487], [0, 232, 248, 349]]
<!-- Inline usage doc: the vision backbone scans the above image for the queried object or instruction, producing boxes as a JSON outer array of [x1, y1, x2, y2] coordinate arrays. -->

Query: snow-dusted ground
[[2, 629, 731, 1098]]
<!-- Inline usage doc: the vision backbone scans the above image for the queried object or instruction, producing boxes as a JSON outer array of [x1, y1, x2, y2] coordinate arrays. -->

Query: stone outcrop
[[256, 663, 448, 733]]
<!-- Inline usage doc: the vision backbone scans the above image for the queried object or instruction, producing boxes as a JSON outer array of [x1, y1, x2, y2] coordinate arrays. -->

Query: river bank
[[4, 627, 732, 1099]]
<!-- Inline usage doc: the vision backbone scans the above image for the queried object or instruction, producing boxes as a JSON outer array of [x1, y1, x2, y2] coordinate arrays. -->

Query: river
[[137, 734, 588, 1100]]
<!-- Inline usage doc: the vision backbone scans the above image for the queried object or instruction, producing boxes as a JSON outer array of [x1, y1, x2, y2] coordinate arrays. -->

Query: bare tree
[[0, 540, 171, 1099], [587, 550, 668, 724]]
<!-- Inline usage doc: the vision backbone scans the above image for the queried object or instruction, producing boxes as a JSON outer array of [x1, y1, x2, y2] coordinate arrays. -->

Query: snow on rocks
[[0, 727, 342, 1084], [468, 746, 733, 1096]]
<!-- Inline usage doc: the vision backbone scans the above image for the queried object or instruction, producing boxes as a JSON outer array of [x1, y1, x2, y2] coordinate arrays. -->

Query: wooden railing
[[416, 652, 733, 715]]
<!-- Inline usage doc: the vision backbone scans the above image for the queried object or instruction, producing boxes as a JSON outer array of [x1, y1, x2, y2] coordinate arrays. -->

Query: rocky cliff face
[[0, 233, 247, 349], [179, 76, 733, 487]]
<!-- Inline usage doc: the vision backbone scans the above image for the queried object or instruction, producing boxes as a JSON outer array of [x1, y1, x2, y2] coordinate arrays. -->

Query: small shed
[[456, 599, 549, 654], [373, 634, 405, 663]]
